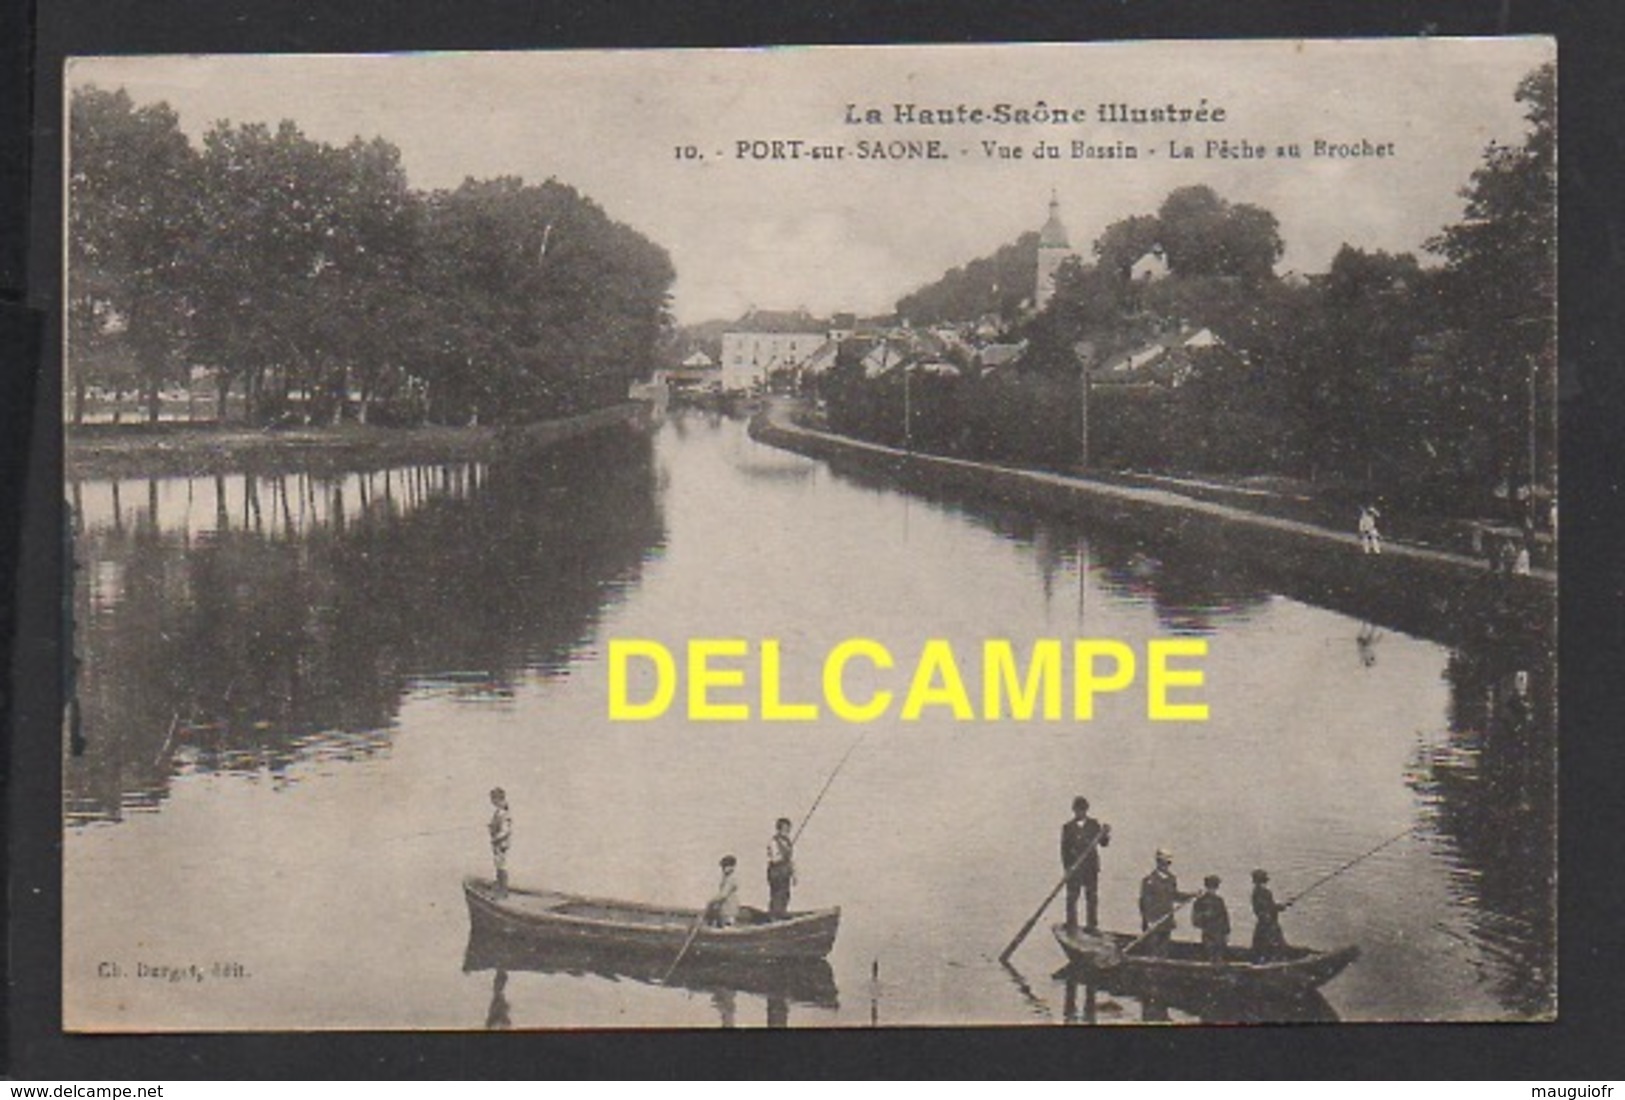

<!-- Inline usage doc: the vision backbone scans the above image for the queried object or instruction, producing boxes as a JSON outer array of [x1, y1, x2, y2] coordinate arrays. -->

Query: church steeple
[[1039, 189, 1071, 249], [1035, 191, 1075, 310]]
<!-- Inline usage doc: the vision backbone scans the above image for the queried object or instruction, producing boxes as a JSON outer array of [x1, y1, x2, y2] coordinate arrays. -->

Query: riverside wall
[[750, 406, 1554, 655]]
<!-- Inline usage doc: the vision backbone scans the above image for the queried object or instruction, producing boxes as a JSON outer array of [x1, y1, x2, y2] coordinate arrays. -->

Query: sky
[[69, 39, 1554, 325]]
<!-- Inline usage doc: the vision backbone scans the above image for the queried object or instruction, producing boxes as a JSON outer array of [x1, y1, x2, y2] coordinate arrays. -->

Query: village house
[[719, 309, 830, 392]]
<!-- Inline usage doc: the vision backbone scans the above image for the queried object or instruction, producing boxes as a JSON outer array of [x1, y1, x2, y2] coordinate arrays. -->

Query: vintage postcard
[[63, 38, 1556, 1030]]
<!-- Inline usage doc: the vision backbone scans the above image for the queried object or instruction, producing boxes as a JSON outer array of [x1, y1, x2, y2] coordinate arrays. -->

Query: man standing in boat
[[488, 787, 513, 896], [1060, 796, 1111, 932], [767, 817, 797, 920], [1250, 868, 1290, 959], [1138, 848, 1193, 956]]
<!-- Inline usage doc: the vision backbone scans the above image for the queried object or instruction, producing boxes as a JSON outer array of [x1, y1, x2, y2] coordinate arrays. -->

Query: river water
[[64, 411, 1554, 1029]]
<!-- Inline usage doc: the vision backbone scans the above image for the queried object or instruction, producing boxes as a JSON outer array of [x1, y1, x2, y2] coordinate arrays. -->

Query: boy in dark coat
[[1191, 874, 1231, 964], [1251, 868, 1290, 959]]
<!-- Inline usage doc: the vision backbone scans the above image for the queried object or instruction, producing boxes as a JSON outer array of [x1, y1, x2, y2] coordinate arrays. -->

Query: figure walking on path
[[767, 817, 797, 919], [1358, 504, 1383, 555], [1060, 796, 1111, 932], [488, 787, 513, 895], [1250, 868, 1290, 960]]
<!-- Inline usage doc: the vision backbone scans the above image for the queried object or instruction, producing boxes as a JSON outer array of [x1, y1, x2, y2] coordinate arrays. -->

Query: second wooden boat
[[1053, 924, 1358, 997]]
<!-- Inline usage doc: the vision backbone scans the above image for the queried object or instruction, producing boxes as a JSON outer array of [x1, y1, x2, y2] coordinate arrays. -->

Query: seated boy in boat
[[705, 855, 741, 928]]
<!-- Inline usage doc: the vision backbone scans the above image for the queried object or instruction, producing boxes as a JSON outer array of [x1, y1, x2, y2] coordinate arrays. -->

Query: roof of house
[[728, 308, 828, 334], [978, 342, 1027, 368]]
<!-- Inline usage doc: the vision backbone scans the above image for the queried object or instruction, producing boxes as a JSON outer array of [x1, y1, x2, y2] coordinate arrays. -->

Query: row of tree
[[842, 63, 1554, 510], [68, 86, 675, 427]]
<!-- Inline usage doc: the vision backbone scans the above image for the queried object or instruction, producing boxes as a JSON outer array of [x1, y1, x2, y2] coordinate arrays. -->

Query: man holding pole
[[1060, 796, 1111, 932], [1138, 848, 1193, 957]]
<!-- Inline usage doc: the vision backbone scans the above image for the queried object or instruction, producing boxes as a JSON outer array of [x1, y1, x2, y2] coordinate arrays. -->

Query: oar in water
[[661, 912, 707, 983], [1095, 895, 1196, 970], [998, 830, 1107, 963]]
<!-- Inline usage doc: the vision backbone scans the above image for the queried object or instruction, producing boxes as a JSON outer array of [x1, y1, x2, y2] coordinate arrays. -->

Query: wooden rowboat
[[1053, 924, 1359, 997], [464, 876, 840, 963]]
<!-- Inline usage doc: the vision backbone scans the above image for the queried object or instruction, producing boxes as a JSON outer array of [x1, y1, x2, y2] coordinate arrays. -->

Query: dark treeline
[[68, 87, 675, 428], [832, 64, 1554, 516]]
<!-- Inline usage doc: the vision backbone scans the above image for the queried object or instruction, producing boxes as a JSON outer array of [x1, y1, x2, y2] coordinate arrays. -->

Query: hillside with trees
[[894, 232, 1039, 326], [824, 62, 1554, 518]]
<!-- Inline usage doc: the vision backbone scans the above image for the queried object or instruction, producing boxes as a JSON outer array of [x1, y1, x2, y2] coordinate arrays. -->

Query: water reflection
[[1054, 965, 1339, 1025], [1411, 646, 1556, 1018], [66, 431, 665, 824], [463, 931, 838, 1029], [820, 460, 1274, 635]]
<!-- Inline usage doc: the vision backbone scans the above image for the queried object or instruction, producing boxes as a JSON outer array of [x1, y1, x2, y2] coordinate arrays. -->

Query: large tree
[[68, 87, 201, 423], [1156, 185, 1283, 281], [1427, 61, 1556, 496]]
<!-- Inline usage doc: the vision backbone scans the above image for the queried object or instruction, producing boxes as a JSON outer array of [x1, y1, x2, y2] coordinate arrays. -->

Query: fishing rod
[[1281, 824, 1418, 907], [792, 733, 866, 845]]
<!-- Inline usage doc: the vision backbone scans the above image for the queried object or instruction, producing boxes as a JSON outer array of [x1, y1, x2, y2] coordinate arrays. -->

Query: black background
[[5, 0, 1623, 1080]]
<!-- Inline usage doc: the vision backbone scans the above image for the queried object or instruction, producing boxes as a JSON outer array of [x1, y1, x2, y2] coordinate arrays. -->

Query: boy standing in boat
[[767, 817, 796, 919], [1060, 796, 1111, 932], [1191, 874, 1231, 964], [488, 787, 513, 895], [706, 855, 741, 928], [1250, 868, 1290, 959]]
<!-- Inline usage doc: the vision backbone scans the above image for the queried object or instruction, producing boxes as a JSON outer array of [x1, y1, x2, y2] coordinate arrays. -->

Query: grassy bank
[[66, 403, 650, 480]]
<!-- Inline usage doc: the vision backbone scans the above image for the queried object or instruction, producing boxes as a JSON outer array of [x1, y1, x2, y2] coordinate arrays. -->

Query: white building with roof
[[719, 309, 828, 392]]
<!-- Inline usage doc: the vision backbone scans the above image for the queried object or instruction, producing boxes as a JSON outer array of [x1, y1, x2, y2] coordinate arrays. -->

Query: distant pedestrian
[[1061, 796, 1112, 932], [1358, 505, 1382, 555], [1498, 537, 1520, 576], [488, 787, 512, 895], [1191, 875, 1231, 964], [1250, 869, 1290, 960], [1512, 539, 1532, 576], [1138, 849, 1193, 957], [706, 855, 741, 928], [766, 817, 797, 919]]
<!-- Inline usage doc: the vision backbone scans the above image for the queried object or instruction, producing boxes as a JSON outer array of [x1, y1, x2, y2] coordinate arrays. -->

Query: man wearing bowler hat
[[1060, 796, 1111, 932]]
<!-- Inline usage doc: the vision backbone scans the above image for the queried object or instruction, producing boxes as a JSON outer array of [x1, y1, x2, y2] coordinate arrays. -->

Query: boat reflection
[[464, 929, 839, 1029], [1055, 963, 1339, 1024]]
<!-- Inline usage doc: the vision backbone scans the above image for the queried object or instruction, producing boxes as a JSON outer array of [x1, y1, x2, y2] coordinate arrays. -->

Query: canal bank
[[750, 402, 1554, 651], [66, 401, 652, 480]]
